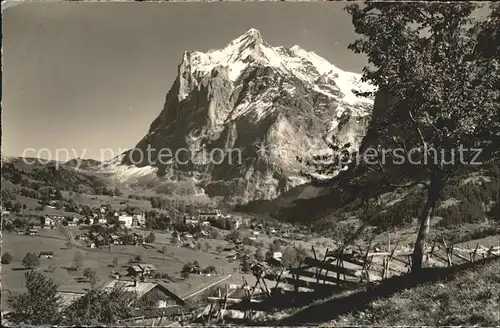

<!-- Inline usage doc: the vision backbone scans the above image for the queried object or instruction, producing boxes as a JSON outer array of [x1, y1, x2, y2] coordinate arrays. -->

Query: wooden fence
[[194, 237, 499, 325]]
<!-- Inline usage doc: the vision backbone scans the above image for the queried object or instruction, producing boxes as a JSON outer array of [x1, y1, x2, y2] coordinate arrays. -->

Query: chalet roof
[[128, 265, 142, 273], [27, 229, 39, 233], [104, 280, 158, 298], [103, 280, 183, 305], [138, 264, 157, 271], [39, 251, 54, 255], [198, 212, 220, 215]]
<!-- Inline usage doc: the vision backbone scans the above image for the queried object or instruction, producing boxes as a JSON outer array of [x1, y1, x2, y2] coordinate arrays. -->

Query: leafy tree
[[180, 271, 190, 279], [65, 240, 73, 249], [55, 201, 64, 210], [9, 270, 62, 325], [82, 205, 92, 216], [269, 239, 282, 253], [62, 283, 136, 325], [11, 217, 22, 229], [282, 246, 298, 267], [1, 188, 15, 202], [161, 245, 168, 255], [343, 2, 500, 271], [3, 200, 14, 211], [255, 248, 264, 262], [112, 257, 119, 268], [145, 232, 156, 243], [73, 251, 84, 270], [22, 252, 40, 269], [134, 255, 142, 262], [113, 187, 123, 197], [13, 202, 22, 213], [241, 257, 251, 273], [294, 244, 309, 264], [209, 228, 220, 239], [204, 265, 217, 274], [170, 235, 179, 245], [216, 245, 224, 253], [225, 230, 241, 243], [2, 252, 13, 264], [83, 267, 98, 287], [55, 188, 63, 200]]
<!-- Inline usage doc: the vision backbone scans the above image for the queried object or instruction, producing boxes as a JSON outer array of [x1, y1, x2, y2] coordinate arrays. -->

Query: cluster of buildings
[[127, 263, 157, 278], [39, 204, 146, 229], [77, 231, 146, 248], [91, 204, 146, 228], [189, 210, 243, 230], [56, 261, 185, 313]]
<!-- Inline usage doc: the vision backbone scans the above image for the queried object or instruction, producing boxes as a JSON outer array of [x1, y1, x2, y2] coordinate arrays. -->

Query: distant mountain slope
[[1, 157, 110, 194]]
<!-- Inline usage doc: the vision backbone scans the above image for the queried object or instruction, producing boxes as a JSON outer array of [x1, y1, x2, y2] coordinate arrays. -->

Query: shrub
[[2, 252, 13, 264], [145, 232, 155, 243]]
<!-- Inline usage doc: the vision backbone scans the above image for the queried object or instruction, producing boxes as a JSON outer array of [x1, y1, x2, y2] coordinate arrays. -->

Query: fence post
[[381, 256, 387, 280], [471, 243, 480, 262], [441, 237, 452, 267]]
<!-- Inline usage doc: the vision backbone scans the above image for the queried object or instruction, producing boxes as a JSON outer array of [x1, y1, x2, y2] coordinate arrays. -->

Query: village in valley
[[2, 0, 500, 326], [1, 186, 332, 324]]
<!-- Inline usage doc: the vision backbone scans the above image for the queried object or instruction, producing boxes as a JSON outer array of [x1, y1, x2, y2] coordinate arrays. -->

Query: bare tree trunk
[[411, 179, 441, 273]]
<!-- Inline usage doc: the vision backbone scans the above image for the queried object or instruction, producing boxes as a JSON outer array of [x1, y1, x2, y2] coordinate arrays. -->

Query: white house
[[185, 219, 199, 225], [110, 235, 122, 245], [273, 252, 283, 261], [133, 213, 145, 226], [100, 205, 111, 214], [119, 214, 133, 228], [44, 216, 55, 227]]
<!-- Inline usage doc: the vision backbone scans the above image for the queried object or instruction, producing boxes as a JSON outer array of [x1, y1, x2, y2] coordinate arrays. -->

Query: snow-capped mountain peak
[[179, 28, 375, 106], [114, 28, 376, 204]]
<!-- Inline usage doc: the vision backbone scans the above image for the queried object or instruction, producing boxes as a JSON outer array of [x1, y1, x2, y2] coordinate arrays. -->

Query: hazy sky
[[3, 2, 368, 161]]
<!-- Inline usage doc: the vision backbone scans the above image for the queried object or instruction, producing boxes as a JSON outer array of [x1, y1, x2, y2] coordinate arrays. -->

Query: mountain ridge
[[106, 28, 375, 204]]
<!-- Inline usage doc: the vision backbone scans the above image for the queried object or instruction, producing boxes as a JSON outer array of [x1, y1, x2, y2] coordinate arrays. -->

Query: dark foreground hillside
[[277, 258, 500, 326]]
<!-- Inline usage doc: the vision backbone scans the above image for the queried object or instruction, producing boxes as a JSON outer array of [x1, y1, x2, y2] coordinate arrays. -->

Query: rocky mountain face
[[115, 29, 375, 204]]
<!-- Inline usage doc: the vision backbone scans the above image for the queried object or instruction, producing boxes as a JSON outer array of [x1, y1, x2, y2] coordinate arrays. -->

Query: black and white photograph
[[1, 0, 499, 326]]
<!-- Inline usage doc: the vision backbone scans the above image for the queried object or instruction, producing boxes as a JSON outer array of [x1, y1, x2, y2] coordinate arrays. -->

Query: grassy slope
[[278, 258, 499, 326]]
